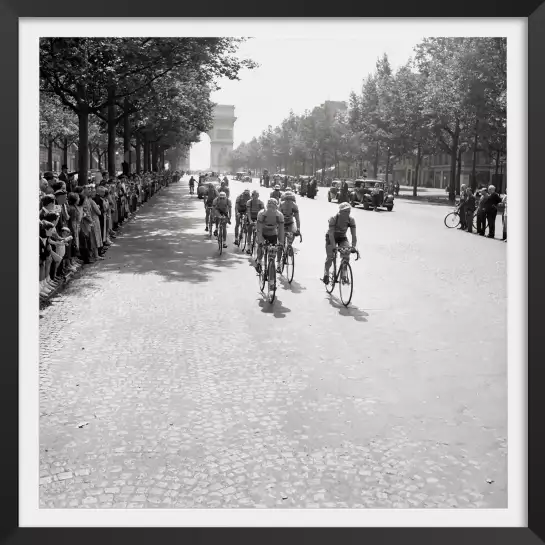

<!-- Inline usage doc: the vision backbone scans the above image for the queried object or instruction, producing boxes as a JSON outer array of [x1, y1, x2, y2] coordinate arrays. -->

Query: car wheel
[[386, 205, 393, 211], [328, 194, 331, 202], [363, 202, 369, 210]]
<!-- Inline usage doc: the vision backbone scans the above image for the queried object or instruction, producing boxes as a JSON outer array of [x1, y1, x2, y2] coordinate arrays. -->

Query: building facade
[[392, 151, 506, 192]]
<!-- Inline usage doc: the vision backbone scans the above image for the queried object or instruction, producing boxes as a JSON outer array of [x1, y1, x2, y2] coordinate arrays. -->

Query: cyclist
[[203, 182, 218, 231], [270, 184, 283, 202], [255, 198, 285, 274], [212, 191, 232, 247], [234, 188, 251, 246], [323, 202, 357, 284], [279, 189, 301, 247], [220, 180, 230, 199], [245, 190, 265, 255]]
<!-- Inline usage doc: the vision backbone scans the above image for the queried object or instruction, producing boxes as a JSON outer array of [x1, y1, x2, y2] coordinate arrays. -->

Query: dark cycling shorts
[[262, 234, 278, 245], [325, 234, 348, 245]]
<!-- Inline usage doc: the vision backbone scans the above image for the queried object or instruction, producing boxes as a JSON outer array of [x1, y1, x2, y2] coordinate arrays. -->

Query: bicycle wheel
[[258, 249, 266, 292], [325, 259, 336, 294], [240, 225, 247, 252], [444, 212, 460, 228], [267, 258, 277, 303], [285, 246, 295, 284], [218, 224, 223, 255], [280, 242, 287, 274], [339, 261, 354, 307]]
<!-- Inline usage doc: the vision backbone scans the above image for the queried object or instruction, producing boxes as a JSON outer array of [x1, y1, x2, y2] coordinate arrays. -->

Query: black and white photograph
[[20, 18, 526, 527]]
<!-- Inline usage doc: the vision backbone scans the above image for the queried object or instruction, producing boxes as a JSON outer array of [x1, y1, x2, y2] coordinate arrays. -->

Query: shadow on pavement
[[278, 276, 307, 294], [257, 296, 291, 318], [99, 188, 250, 284], [326, 294, 369, 322]]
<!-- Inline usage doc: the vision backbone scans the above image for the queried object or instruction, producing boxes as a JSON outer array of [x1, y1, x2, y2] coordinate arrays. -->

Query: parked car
[[243, 175, 252, 183], [197, 179, 221, 199], [328, 180, 354, 203], [350, 179, 394, 211], [235, 171, 246, 181]]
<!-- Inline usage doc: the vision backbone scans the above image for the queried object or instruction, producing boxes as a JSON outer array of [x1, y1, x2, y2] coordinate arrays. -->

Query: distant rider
[[234, 188, 251, 246], [245, 190, 265, 255], [212, 191, 232, 248]]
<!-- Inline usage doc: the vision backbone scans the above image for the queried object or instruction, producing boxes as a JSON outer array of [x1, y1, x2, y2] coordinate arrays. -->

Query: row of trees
[[40, 38, 256, 184], [228, 37, 506, 199]]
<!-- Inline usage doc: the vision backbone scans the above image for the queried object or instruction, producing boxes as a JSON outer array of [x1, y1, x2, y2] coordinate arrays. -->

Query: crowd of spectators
[[456, 184, 507, 241], [38, 167, 181, 301]]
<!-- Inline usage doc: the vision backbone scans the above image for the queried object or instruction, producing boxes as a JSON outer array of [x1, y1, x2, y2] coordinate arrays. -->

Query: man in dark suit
[[484, 185, 502, 239]]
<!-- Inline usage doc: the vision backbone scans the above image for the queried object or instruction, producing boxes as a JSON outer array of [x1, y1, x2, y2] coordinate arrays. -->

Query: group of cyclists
[[196, 175, 359, 287]]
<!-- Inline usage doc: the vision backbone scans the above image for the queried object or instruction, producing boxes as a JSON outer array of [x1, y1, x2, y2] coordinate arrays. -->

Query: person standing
[[484, 185, 502, 239], [465, 188, 476, 234], [476, 187, 489, 236], [458, 184, 468, 230], [502, 192, 507, 242]]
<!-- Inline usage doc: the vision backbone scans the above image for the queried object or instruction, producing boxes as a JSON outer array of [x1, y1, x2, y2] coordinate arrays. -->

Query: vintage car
[[328, 180, 354, 203], [243, 175, 252, 183], [235, 171, 246, 181], [197, 178, 221, 199], [350, 179, 394, 211], [296, 176, 311, 196]]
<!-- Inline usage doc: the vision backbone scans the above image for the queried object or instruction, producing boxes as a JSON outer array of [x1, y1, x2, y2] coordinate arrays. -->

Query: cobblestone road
[[39, 177, 507, 509]]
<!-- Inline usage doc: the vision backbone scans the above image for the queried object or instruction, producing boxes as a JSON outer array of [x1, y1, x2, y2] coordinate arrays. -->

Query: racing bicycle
[[206, 206, 214, 239], [216, 215, 229, 255], [258, 241, 281, 304], [247, 221, 258, 257], [237, 213, 249, 252], [324, 245, 360, 307], [280, 230, 302, 284]]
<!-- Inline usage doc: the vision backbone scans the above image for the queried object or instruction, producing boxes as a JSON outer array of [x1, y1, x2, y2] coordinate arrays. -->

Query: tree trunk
[[47, 138, 53, 171], [136, 135, 142, 174], [494, 149, 502, 192], [470, 120, 479, 192], [89, 145, 94, 171], [123, 98, 131, 175], [107, 85, 116, 177], [413, 144, 421, 198], [77, 102, 89, 185], [321, 154, 326, 183], [152, 141, 158, 172], [373, 143, 379, 178], [302, 158, 306, 175], [143, 133, 150, 172], [63, 137, 68, 167], [449, 121, 460, 202], [456, 146, 463, 195], [385, 150, 390, 184], [97, 149, 102, 171]]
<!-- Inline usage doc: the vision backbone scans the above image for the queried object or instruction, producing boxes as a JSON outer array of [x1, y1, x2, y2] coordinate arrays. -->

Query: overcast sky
[[190, 36, 423, 169]]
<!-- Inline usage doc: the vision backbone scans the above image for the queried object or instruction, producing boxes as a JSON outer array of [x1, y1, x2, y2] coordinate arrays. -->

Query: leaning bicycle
[[324, 246, 360, 307], [258, 241, 281, 304], [280, 231, 302, 284], [444, 207, 462, 228]]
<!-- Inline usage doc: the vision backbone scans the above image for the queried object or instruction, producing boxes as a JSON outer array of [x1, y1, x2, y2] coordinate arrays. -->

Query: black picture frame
[[2, 3, 543, 544]]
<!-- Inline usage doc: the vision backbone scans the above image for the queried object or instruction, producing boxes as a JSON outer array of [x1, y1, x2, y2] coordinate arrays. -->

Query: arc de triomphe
[[208, 105, 236, 172]]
